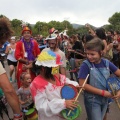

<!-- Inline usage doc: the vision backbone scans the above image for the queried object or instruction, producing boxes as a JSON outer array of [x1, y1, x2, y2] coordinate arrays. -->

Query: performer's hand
[[112, 90, 120, 100], [24, 59, 29, 64], [76, 85, 85, 91], [22, 64, 27, 70], [65, 100, 78, 110], [29, 61, 33, 64], [104, 90, 112, 98], [26, 63, 32, 69]]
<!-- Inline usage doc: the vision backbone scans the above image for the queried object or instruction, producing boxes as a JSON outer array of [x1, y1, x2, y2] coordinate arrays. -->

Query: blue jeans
[[84, 92, 108, 120], [69, 58, 78, 80]]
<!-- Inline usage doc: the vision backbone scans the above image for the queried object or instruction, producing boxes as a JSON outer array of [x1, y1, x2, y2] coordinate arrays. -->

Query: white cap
[[45, 33, 57, 40], [10, 36, 16, 40]]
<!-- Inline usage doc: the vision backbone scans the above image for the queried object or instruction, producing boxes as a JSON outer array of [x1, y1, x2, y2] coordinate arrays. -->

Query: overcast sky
[[0, 0, 120, 27]]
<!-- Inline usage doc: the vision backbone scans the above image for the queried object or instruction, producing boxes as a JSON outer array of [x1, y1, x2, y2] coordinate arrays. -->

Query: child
[[17, 72, 33, 112], [30, 50, 81, 120], [78, 38, 120, 120]]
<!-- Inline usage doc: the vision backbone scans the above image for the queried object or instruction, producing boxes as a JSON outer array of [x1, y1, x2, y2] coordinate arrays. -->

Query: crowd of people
[[0, 17, 120, 120]]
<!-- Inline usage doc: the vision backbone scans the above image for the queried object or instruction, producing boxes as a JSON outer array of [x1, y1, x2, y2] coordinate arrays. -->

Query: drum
[[61, 84, 82, 119], [106, 75, 120, 92], [61, 104, 82, 120], [25, 108, 38, 120], [61, 84, 78, 100]]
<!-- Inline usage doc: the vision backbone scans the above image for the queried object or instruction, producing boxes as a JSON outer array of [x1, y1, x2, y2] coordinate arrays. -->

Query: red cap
[[21, 27, 32, 35], [49, 27, 55, 34]]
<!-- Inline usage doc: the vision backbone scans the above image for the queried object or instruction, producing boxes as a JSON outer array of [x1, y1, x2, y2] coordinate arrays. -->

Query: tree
[[34, 21, 48, 36], [11, 19, 22, 36], [108, 12, 120, 30], [0, 14, 9, 19], [76, 26, 88, 36]]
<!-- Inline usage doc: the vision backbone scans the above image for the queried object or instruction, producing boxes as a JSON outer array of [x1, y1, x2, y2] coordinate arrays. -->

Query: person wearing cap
[[43, 33, 66, 75], [5, 36, 17, 83], [30, 50, 80, 120], [0, 17, 22, 120], [15, 26, 40, 88]]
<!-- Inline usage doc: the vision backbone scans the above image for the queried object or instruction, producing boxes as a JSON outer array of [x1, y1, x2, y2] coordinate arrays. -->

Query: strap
[[103, 58, 115, 75], [103, 58, 109, 70], [93, 59, 110, 81], [83, 59, 109, 87], [83, 60, 93, 69]]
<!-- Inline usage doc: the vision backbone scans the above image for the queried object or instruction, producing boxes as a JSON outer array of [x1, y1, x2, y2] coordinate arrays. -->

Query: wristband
[[101, 90, 105, 96], [14, 113, 22, 118]]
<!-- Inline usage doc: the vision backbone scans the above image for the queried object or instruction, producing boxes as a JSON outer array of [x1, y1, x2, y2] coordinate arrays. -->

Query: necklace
[[21, 38, 35, 61], [26, 42, 31, 48]]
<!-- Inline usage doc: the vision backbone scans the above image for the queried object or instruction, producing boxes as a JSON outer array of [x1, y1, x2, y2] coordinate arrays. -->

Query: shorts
[[7, 59, 17, 66]]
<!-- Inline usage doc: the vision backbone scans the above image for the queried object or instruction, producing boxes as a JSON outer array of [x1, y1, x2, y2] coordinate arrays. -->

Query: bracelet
[[101, 90, 105, 96], [14, 113, 22, 118]]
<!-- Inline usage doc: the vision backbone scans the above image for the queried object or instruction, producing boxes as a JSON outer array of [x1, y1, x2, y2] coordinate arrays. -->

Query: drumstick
[[108, 82, 120, 110], [67, 74, 89, 116]]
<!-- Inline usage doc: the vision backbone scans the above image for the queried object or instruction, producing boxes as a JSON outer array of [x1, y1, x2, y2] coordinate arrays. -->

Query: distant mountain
[[30, 24, 35, 27], [72, 23, 84, 29]]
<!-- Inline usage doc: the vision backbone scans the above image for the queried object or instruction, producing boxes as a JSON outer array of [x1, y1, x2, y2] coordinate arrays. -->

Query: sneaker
[[9, 77, 12, 82]]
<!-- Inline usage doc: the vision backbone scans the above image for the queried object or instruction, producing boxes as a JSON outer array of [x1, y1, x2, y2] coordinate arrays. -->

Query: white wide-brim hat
[[35, 50, 62, 67]]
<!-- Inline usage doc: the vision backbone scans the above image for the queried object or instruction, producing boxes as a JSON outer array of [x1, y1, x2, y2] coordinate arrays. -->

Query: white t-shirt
[[7, 45, 17, 62]]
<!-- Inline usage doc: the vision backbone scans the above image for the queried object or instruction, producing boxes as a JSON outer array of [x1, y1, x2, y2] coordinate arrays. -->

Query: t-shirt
[[17, 87, 33, 108], [78, 59, 118, 79], [0, 62, 6, 75]]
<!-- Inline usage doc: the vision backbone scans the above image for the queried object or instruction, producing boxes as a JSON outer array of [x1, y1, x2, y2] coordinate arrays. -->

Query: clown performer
[[30, 50, 82, 120], [15, 27, 40, 88]]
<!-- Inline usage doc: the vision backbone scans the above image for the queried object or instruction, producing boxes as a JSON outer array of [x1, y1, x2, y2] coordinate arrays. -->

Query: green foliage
[[0, 14, 9, 19], [103, 24, 114, 31], [76, 26, 88, 36], [107, 12, 120, 31], [109, 12, 120, 25], [11, 19, 22, 36]]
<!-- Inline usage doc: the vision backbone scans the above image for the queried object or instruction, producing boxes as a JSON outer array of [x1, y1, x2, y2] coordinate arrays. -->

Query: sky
[[0, 0, 120, 27]]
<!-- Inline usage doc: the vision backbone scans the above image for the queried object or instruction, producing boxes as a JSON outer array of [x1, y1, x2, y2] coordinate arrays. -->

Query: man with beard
[[43, 33, 66, 75]]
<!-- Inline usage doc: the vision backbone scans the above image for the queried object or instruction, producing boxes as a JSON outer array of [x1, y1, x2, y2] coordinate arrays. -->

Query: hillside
[[72, 23, 84, 29]]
